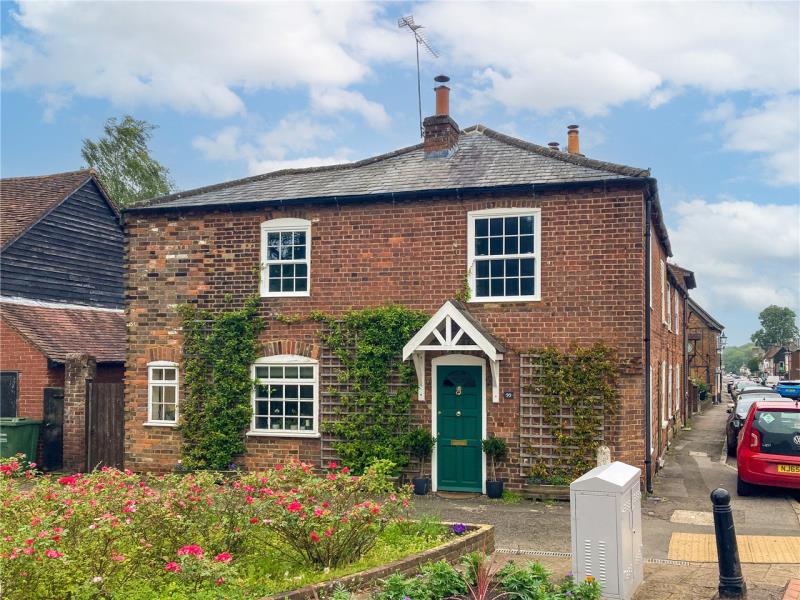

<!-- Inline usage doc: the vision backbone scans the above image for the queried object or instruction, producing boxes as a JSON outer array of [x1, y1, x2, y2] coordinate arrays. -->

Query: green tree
[[81, 115, 174, 207], [723, 343, 763, 373], [750, 305, 799, 351]]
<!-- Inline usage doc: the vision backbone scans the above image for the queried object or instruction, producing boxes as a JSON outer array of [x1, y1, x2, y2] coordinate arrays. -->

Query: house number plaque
[[504, 391, 514, 399]]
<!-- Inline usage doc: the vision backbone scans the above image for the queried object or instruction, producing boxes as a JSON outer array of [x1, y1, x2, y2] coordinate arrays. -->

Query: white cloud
[[310, 88, 390, 129], [669, 198, 800, 317], [1, 1, 396, 118], [418, 2, 798, 115], [192, 115, 349, 175]]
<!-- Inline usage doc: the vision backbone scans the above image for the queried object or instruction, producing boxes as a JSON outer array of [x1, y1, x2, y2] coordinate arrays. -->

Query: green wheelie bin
[[0, 418, 43, 461]]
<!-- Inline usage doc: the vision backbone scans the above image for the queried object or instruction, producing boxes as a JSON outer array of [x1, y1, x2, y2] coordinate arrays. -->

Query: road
[[412, 397, 800, 559]]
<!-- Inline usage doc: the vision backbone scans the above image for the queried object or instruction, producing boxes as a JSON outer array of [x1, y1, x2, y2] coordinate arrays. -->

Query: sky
[[1, 1, 799, 345]]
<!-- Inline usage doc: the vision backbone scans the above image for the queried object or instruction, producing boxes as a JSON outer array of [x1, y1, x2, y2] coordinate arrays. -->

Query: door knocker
[[455, 385, 462, 396]]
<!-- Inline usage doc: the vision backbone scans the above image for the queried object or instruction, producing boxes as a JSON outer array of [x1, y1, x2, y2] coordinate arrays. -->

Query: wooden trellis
[[518, 353, 606, 476]]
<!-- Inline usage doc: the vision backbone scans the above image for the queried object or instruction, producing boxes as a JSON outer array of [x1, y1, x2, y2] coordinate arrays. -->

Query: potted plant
[[407, 427, 436, 495], [481, 435, 508, 499]]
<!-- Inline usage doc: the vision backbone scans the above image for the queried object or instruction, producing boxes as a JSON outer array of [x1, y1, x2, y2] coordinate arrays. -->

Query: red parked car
[[736, 400, 800, 496]]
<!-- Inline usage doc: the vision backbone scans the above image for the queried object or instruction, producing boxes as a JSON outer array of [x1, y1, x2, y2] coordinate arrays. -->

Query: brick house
[[0, 170, 125, 470], [124, 82, 692, 491], [687, 298, 724, 405]]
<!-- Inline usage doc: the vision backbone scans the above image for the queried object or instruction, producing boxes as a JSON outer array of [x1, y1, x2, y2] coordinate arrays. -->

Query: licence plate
[[777, 465, 800, 474]]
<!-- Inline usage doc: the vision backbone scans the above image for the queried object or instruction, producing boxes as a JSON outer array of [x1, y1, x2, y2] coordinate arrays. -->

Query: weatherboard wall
[[0, 179, 124, 309]]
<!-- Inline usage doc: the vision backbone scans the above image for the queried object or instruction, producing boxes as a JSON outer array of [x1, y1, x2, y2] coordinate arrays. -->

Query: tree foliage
[[750, 305, 799, 351], [723, 343, 762, 373], [81, 115, 174, 207]]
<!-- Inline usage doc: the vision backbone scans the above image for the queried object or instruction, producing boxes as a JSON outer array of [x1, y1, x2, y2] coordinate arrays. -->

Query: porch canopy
[[402, 300, 505, 403]]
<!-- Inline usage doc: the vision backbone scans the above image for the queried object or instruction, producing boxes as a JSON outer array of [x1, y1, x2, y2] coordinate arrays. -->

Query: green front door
[[436, 365, 482, 492]]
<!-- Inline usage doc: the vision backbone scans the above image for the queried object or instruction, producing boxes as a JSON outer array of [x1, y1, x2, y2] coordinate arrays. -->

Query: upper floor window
[[666, 282, 672, 330], [260, 218, 311, 297], [467, 207, 541, 302], [674, 290, 680, 335], [660, 260, 666, 325], [147, 361, 179, 425], [249, 355, 318, 436]]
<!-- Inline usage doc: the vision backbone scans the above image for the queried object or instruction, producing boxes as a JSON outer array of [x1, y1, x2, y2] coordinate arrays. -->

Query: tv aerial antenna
[[398, 15, 438, 137]]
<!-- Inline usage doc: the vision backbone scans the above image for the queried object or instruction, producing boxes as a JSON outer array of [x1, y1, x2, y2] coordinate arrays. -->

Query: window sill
[[260, 291, 310, 298], [469, 296, 541, 304], [246, 430, 320, 439], [144, 421, 178, 428]]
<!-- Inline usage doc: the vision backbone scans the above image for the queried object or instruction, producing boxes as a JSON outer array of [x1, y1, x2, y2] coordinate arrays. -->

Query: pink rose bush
[[0, 459, 412, 598]]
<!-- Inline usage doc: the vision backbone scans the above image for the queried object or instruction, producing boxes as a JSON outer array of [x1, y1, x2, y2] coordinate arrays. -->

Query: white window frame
[[660, 260, 666, 324], [248, 354, 319, 438], [660, 361, 667, 427], [649, 237, 654, 310], [146, 361, 179, 427], [668, 364, 673, 420], [674, 291, 680, 336], [649, 365, 654, 453], [467, 207, 542, 303], [260, 218, 311, 298], [675, 363, 681, 416]]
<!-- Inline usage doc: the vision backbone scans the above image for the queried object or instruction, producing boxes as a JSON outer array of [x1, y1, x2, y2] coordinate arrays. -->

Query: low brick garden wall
[[263, 523, 495, 600]]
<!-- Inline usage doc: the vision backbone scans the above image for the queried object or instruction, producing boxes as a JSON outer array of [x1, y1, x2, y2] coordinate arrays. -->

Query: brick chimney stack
[[566, 125, 580, 154], [423, 75, 459, 158]]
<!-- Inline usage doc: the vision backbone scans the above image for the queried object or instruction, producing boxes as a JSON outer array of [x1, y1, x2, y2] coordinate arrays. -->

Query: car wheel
[[726, 433, 737, 456], [737, 475, 755, 497]]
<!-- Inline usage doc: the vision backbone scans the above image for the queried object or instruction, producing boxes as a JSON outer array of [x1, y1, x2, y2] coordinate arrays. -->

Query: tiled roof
[[668, 263, 697, 291], [130, 125, 651, 212], [687, 297, 724, 332], [0, 170, 93, 249], [0, 300, 125, 363]]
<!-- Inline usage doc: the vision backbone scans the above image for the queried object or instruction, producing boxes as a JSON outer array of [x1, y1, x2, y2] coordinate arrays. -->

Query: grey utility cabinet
[[570, 461, 643, 600]]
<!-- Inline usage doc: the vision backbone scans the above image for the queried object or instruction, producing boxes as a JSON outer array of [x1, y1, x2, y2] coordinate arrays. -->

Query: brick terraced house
[[0, 170, 126, 471], [124, 82, 694, 491], [687, 298, 725, 405]]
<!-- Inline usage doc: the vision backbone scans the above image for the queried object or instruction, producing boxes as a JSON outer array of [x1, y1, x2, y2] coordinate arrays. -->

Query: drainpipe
[[683, 294, 689, 419], [644, 191, 653, 494]]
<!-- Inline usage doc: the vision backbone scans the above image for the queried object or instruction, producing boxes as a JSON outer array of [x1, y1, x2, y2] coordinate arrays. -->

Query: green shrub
[[497, 561, 550, 600], [481, 437, 509, 481], [407, 427, 437, 477], [420, 560, 467, 598]]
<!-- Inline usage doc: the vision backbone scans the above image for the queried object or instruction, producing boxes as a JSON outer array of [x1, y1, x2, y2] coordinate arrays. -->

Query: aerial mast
[[398, 15, 438, 138]]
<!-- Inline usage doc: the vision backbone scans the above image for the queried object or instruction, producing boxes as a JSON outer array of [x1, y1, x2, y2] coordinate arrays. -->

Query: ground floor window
[[147, 361, 179, 424], [251, 355, 318, 435]]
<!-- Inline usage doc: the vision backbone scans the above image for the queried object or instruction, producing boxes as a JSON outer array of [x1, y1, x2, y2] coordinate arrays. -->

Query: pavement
[[412, 395, 800, 598]]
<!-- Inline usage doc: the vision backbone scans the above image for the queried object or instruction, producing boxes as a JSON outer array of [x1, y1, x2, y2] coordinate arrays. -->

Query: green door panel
[[436, 365, 482, 492]]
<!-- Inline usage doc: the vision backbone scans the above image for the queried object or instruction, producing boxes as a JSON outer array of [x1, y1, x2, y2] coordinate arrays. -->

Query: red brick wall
[[0, 318, 64, 419], [687, 311, 721, 401], [124, 184, 649, 485]]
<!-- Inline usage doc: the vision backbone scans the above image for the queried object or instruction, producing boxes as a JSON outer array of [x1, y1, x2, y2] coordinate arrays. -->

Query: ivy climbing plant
[[528, 343, 619, 480], [311, 305, 429, 475], [178, 296, 264, 470]]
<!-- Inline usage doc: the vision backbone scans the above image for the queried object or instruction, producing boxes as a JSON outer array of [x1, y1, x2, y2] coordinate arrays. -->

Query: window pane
[[300, 384, 314, 398], [268, 247, 279, 261], [268, 232, 279, 246], [285, 385, 299, 399], [296, 263, 307, 277], [521, 259, 534, 276], [490, 218, 503, 235], [151, 369, 163, 381], [162, 386, 176, 403], [504, 217, 518, 235], [299, 367, 314, 379], [285, 419, 299, 431], [294, 231, 306, 245], [255, 366, 269, 378], [285, 366, 299, 378], [490, 260, 504, 277], [163, 368, 177, 381], [163, 404, 176, 421], [475, 218, 488, 237], [476, 279, 489, 297], [270, 417, 284, 429], [281, 232, 293, 246], [295, 278, 308, 292], [476, 260, 489, 278], [255, 400, 269, 416], [255, 384, 270, 398], [268, 265, 280, 278], [270, 401, 283, 415], [504, 237, 518, 254], [270, 384, 284, 398], [299, 418, 313, 431], [255, 416, 269, 430], [282, 264, 294, 277], [280, 246, 293, 260], [506, 259, 519, 276], [521, 277, 535, 296], [269, 366, 283, 378], [506, 278, 519, 296], [268, 278, 281, 292], [490, 279, 504, 296], [285, 402, 299, 416], [520, 235, 534, 254], [281, 278, 294, 292], [300, 402, 314, 416], [294, 246, 306, 259], [489, 237, 503, 255], [475, 238, 489, 256], [520, 216, 533, 234]]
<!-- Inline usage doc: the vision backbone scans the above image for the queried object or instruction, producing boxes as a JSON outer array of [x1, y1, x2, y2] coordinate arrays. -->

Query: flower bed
[[0, 457, 458, 599]]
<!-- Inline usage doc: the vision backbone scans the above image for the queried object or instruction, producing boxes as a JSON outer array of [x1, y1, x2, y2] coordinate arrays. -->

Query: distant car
[[733, 381, 767, 400], [776, 380, 800, 399], [726, 392, 785, 455], [738, 386, 777, 397], [736, 400, 800, 495]]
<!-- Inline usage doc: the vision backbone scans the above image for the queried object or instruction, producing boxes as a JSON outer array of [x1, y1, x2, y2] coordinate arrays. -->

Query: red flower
[[215, 577, 225, 586], [214, 552, 233, 563], [340, 466, 350, 474], [327, 461, 338, 469], [245, 496, 254, 505], [310, 531, 320, 543], [177, 544, 204, 557], [164, 561, 181, 573], [287, 501, 302, 512], [249, 517, 258, 524], [45, 549, 63, 559], [111, 554, 125, 562], [324, 529, 334, 537], [57, 475, 78, 486]]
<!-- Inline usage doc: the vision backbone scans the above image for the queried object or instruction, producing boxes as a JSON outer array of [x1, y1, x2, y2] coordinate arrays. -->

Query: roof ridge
[[466, 124, 650, 178], [0, 168, 92, 183], [134, 142, 425, 209]]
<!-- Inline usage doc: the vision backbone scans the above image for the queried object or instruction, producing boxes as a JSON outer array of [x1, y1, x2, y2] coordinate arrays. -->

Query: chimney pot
[[423, 75, 459, 158], [435, 84, 450, 116], [566, 124, 580, 154], [548, 142, 560, 151]]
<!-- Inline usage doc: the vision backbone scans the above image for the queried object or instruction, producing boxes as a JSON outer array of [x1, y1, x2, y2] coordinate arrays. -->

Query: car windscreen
[[735, 396, 783, 418], [777, 381, 800, 387], [753, 410, 800, 456]]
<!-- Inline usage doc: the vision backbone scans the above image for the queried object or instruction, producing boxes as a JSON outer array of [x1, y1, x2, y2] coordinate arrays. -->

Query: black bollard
[[710, 488, 746, 598]]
